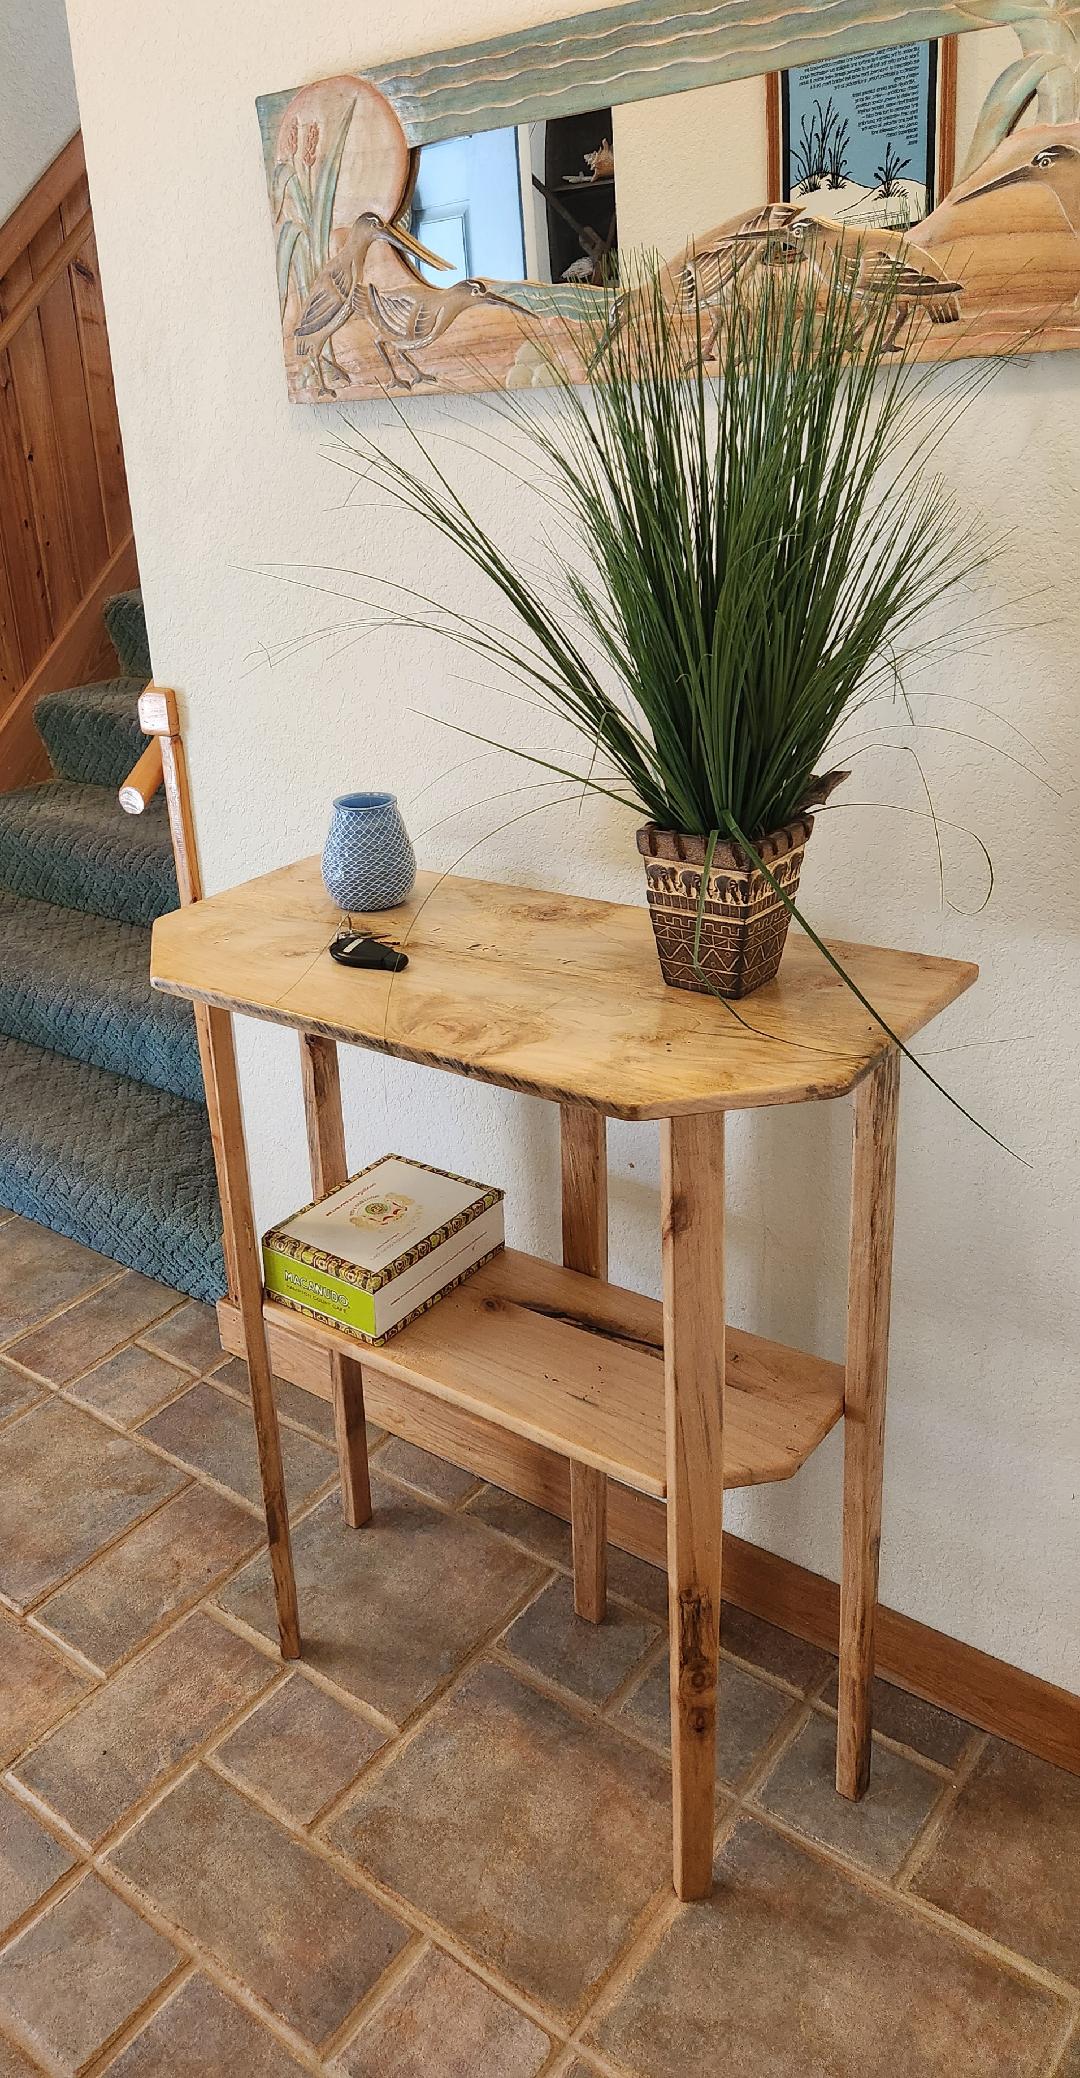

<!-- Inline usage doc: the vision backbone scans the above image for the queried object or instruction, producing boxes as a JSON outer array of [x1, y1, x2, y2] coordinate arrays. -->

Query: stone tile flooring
[[0, 1213, 1077, 2076]]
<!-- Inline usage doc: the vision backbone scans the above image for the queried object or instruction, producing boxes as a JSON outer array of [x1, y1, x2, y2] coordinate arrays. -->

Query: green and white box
[[262, 1154, 504, 1346]]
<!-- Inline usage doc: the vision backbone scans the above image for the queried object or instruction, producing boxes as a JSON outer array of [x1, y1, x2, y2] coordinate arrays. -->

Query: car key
[[329, 931, 409, 972]]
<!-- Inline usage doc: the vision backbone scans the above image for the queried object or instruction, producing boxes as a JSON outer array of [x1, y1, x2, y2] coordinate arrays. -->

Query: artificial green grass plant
[[323, 242, 1010, 1142], [335, 243, 990, 849]]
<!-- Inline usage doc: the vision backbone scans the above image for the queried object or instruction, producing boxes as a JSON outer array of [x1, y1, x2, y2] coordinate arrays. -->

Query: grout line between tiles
[[0, 1266, 128, 1359], [193, 1751, 575, 2042], [315, 1928, 427, 2065], [76, 1849, 336, 2075], [748, 1800, 1080, 2007], [60, 1367, 205, 1437], [893, 1729, 988, 1891], [209, 1366, 344, 1448], [1043, 2010, 1080, 2078], [0, 1854, 88, 1955], [808, 1690, 977, 1781], [536, 2045, 583, 2078], [17, 1476, 201, 1625], [132, 1331, 233, 1377], [566, 1890, 682, 2063], [597, 1627, 668, 1721], [0, 1386, 49, 1433], [729, 1695, 816, 1804], [201, 1606, 402, 1741], [78, 1959, 196, 2078], [117, 1415, 342, 1522], [27, 1530, 267, 1684], [2, 1649, 290, 1863], [301, 1585, 561, 1832], [0, 1292, 187, 1389]]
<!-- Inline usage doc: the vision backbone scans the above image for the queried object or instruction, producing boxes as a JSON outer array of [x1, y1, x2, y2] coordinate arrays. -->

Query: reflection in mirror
[[258, 13, 1080, 406], [408, 109, 618, 288], [774, 43, 951, 231]]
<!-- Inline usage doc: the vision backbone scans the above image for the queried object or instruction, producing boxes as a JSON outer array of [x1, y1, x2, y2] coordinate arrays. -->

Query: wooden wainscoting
[[0, 134, 137, 789]]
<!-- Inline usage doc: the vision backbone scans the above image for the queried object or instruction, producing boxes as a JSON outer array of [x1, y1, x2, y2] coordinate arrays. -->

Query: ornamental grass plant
[[325, 237, 1006, 1132]]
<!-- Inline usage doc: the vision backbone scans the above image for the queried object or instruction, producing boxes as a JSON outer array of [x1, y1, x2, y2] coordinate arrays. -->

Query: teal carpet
[[0, 784, 178, 926], [0, 1034, 223, 1304], [0, 590, 224, 1301], [35, 677, 149, 789], [103, 587, 153, 681]]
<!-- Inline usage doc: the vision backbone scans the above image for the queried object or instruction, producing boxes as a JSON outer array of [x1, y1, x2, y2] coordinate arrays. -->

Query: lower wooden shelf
[[251, 1248, 844, 1499]]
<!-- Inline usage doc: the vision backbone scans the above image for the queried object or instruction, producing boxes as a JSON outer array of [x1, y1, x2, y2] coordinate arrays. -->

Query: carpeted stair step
[[103, 588, 151, 682], [0, 784, 177, 926], [34, 678, 149, 790], [0, 891, 203, 1103], [0, 1032, 225, 1303]]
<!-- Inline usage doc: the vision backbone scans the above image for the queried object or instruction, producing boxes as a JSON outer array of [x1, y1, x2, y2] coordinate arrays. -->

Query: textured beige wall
[[64, 0, 1080, 1692], [0, 0, 79, 223]]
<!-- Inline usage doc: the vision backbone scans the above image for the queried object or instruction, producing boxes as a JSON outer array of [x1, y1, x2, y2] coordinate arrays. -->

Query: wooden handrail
[[137, 686, 202, 907], [0, 210, 93, 356], [119, 735, 164, 815]]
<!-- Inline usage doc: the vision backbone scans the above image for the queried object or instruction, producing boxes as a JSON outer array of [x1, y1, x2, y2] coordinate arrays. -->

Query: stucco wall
[[63, 0, 1079, 1692], [0, 0, 79, 224]]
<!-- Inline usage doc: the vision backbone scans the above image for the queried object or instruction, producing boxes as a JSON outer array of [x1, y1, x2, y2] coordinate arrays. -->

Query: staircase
[[0, 590, 225, 1302]]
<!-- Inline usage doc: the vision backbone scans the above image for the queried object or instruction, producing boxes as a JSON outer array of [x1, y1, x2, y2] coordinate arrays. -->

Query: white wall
[[0, 0, 79, 224], [64, 0, 1079, 1693]]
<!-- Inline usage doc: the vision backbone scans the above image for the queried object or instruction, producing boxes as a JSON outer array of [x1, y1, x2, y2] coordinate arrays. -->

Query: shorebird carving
[[360, 276, 518, 389], [955, 139, 1080, 230], [672, 203, 805, 359], [589, 203, 803, 370], [293, 212, 449, 396], [793, 218, 964, 350]]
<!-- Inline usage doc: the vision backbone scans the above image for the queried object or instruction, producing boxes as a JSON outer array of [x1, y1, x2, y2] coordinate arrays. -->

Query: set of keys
[[328, 925, 409, 973]]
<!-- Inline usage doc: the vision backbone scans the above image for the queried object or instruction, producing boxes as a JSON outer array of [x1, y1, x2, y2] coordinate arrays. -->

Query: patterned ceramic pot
[[322, 792, 416, 912], [636, 817, 814, 998]]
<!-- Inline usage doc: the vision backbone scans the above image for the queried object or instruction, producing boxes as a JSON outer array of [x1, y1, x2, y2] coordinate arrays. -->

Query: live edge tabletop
[[150, 856, 976, 1116]]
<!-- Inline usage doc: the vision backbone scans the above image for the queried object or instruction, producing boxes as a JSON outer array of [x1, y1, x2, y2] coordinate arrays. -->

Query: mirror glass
[[409, 109, 619, 288]]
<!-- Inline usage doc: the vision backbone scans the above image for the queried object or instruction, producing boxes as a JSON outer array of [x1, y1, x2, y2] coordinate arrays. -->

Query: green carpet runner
[[0, 591, 225, 1301]]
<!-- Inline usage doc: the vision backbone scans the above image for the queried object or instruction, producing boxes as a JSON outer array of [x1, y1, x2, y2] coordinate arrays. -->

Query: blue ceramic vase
[[322, 792, 416, 912]]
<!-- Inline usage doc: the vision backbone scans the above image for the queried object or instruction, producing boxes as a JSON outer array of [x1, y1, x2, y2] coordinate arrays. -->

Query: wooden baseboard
[[218, 1295, 1080, 1776], [0, 531, 138, 791]]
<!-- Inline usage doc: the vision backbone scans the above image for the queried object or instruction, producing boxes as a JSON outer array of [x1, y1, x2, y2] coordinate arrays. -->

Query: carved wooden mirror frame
[[257, 0, 1080, 401]]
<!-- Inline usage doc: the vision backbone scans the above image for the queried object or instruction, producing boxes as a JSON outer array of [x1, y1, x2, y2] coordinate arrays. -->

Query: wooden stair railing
[[129, 685, 238, 1296], [118, 735, 163, 815], [0, 133, 137, 791]]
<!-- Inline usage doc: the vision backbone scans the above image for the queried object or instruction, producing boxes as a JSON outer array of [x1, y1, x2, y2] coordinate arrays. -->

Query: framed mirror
[[256, 0, 1080, 403]]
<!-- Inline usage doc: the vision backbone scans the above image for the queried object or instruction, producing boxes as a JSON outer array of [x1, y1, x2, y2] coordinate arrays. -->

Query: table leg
[[204, 1006, 300, 1657], [561, 1104, 609, 1622], [661, 1111, 725, 1901], [837, 1047, 900, 1799], [299, 1034, 372, 1528]]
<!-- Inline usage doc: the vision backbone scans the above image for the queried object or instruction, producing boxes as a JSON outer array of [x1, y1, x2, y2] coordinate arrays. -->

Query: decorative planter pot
[[322, 792, 416, 912], [636, 817, 814, 998]]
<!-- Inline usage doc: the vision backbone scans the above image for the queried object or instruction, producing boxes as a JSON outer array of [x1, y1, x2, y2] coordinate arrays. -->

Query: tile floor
[[0, 1211, 1077, 2076]]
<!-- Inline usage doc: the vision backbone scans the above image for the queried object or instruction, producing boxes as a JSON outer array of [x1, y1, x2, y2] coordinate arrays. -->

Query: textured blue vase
[[322, 792, 416, 912]]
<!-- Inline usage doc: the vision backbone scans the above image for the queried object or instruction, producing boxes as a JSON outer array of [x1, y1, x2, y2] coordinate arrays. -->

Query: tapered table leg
[[204, 1006, 300, 1657], [299, 1034, 372, 1528], [561, 1104, 609, 1622], [837, 1047, 900, 1799], [662, 1110, 725, 1901]]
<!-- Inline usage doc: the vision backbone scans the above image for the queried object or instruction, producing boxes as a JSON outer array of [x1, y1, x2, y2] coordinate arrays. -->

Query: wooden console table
[[151, 857, 975, 1899]]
